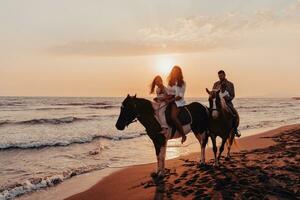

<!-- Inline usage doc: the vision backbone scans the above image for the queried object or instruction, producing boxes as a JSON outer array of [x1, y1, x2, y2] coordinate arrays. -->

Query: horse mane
[[215, 92, 232, 114], [133, 97, 162, 136], [219, 97, 230, 113], [134, 98, 155, 115], [208, 98, 213, 110]]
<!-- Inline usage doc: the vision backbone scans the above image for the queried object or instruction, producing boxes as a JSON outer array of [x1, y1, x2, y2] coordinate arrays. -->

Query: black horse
[[116, 95, 210, 177]]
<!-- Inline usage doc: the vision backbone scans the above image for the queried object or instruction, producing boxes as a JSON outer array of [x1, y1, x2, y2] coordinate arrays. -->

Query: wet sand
[[66, 124, 300, 200]]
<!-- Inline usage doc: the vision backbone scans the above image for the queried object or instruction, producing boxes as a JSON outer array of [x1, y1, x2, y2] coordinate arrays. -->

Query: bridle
[[120, 102, 139, 127]]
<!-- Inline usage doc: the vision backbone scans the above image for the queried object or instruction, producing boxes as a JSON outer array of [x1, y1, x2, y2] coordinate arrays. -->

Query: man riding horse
[[212, 70, 241, 137]]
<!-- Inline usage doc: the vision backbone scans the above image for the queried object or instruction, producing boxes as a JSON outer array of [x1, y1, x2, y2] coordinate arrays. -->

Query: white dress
[[156, 87, 167, 103], [153, 87, 168, 128], [167, 82, 186, 107]]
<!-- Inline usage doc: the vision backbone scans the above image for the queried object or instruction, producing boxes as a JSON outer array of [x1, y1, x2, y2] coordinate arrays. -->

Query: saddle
[[165, 104, 192, 137]]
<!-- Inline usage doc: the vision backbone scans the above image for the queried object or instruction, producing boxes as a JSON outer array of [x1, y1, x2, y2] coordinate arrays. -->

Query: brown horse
[[206, 89, 240, 166]]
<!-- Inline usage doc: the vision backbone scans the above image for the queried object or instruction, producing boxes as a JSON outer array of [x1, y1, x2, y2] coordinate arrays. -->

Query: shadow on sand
[[140, 130, 300, 199]]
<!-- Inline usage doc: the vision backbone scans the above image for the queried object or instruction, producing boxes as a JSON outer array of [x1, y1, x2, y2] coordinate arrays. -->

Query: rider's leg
[[158, 103, 168, 129], [227, 103, 241, 137], [171, 103, 186, 144]]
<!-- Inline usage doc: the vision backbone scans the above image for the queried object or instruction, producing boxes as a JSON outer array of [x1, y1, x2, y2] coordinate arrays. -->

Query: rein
[[124, 116, 138, 127], [128, 102, 140, 126]]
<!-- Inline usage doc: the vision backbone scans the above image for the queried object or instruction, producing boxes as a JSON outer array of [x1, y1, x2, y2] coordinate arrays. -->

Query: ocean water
[[0, 97, 300, 199]]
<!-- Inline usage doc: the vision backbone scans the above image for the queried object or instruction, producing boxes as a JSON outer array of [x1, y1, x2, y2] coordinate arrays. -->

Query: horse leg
[[157, 142, 167, 177], [226, 130, 235, 160], [153, 140, 162, 176], [153, 138, 167, 177], [218, 138, 227, 162], [211, 135, 218, 166], [195, 131, 208, 165]]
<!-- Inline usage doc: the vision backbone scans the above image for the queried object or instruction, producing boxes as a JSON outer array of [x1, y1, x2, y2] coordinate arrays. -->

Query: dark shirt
[[213, 79, 235, 102]]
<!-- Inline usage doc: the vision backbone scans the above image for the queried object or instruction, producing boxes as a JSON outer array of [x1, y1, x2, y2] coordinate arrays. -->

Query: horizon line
[[0, 95, 298, 99]]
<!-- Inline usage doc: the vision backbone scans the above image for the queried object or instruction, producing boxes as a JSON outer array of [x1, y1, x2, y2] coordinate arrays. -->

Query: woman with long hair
[[167, 66, 187, 144], [150, 75, 169, 130], [150, 75, 168, 103]]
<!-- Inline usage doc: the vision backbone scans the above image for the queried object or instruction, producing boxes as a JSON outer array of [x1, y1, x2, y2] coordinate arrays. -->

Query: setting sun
[[155, 56, 176, 77]]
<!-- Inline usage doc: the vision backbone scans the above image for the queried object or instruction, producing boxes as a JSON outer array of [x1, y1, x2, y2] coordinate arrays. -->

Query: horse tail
[[226, 136, 239, 149], [233, 138, 238, 148]]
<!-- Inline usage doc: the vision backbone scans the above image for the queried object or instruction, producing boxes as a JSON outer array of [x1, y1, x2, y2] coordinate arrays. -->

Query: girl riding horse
[[167, 66, 187, 144]]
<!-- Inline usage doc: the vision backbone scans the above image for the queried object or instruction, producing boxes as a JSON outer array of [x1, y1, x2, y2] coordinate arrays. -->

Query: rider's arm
[[227, 83, 235, 101], [155, 87, 168, 102], [159, 95, 172, 101], [163, 95, 175, 103], [175, 84, 186, 101], [212, 82, 219, 90]]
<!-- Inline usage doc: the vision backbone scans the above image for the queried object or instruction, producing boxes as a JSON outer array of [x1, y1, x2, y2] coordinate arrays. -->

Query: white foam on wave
[[0, 117, 87, 127], [239, 116, 300, 130], [0, 132, 146, 150], [0, 164, 108, 200], [17, 116, 87, 125]]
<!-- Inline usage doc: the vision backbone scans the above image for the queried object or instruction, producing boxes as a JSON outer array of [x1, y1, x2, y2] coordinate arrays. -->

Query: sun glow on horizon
[[155, 56, 176, 77]]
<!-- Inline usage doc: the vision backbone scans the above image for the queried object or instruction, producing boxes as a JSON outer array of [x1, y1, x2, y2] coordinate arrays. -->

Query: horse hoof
[[158, 174, 165, 180], [151, 172, 158, 178], [153, 174, 165, 183], [157, 171, 165, 177], [199, 162, 206, 168]]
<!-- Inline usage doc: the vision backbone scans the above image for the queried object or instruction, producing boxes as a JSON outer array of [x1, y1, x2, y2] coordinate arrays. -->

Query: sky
[[0, 0, 300, 97]]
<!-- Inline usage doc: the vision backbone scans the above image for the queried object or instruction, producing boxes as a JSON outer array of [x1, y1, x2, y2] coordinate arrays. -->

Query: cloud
[[137, 11, 279, 47], [48, 4, 300, 57], [284, 0, 300, 14], [49, 40, 218, 57]]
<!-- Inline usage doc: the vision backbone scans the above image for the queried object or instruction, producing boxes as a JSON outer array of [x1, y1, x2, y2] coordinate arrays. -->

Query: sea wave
[[0, 114, 119, 127], [0, 163, 109, 200], [236, 104, 295, 110], [0, 120, 11, 126], [52, 102, 109, 106], [0, 102, 24, 107], [0, 117, 87, 127], [86, 105, 119, 109], [239, 116, 300, 130], [18, 117, 86, 125], [0, 132, 147, 150], [35, 107, 67, 111]]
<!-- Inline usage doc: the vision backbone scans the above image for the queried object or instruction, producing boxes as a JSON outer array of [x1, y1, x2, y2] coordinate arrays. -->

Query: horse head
[[115, 94, 138, 130], [206, 88, 222, 120]]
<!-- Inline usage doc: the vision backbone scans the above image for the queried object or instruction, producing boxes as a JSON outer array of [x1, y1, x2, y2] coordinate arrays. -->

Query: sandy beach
[[2, 1, 300, 199], [64, 124, 300, 200]]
